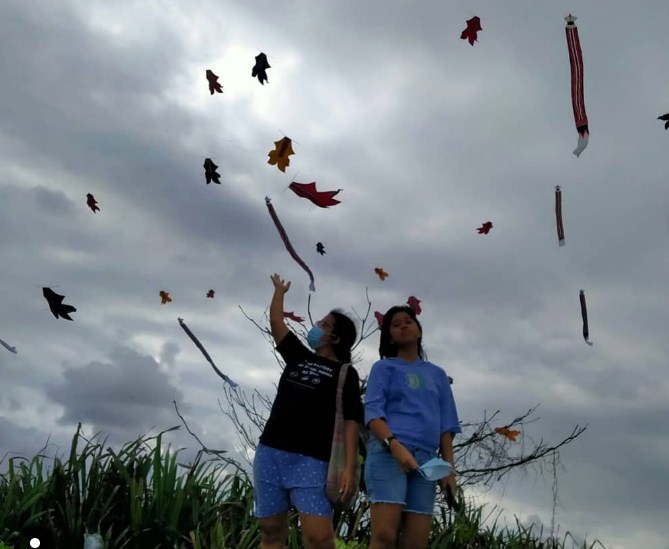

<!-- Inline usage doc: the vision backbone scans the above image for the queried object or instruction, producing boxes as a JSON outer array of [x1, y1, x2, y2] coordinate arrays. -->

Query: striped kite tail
[[265, 197, 316, 292], [555, 185, 565, 247], [565, 14, 589, 157]]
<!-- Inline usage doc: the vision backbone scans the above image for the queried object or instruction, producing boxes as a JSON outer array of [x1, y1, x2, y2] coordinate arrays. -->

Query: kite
[[203, 158, 221, 184], [495, 427, 521, 442], [316, 242, 326, 255], [86, 193, 100, 213], [477, 221, 493, 234], [283, 311, 305, 323], [252, 52, 271, 85], [265, 196, 316, 291], [205, 70, 223, 94], [565, 14, 589, 157], [407, 296, 422, 315], [374, 267, 388, 281], [555, 186, 565, 246], [657, 113, 669, 129], [159, 291, 172, 305], [0, 337, 17, 354], [267, 137, 294, 172], [461, 16, 482, 46], [43, 287, 76, 321], [289, 182, 342, 208], [374, 311, 384, 328], [579, 289, 593, 346], [178, 317, 238, 389], [206, 289, 215, 298]]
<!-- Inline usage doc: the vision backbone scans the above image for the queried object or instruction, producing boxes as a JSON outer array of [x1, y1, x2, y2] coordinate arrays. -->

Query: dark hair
[[379, 305, 425, 360], [329, 309, 357, 363]]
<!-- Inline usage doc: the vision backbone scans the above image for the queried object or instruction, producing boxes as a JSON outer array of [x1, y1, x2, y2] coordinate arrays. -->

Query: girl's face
[[389, 311, 421, 346], [315, 314, 336, 345]]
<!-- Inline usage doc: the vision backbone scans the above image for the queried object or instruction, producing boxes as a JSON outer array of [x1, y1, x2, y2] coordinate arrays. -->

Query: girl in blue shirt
[[364, 305, 461, 549]]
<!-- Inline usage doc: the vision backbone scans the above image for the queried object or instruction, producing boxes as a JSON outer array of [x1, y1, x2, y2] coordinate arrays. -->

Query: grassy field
[[0, 426, 606, 549]]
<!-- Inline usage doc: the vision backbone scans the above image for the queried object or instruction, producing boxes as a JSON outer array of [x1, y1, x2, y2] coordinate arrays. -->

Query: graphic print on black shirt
[[259, 331, 364, 461]]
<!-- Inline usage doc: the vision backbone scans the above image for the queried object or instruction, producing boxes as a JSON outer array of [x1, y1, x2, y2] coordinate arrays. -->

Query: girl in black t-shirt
[[253, 273, 364, 549]]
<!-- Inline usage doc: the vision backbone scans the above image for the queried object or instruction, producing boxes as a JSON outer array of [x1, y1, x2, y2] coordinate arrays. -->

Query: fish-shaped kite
[[407, 296, 422, 315], [267, 137, 294, 172], [43, 287, 76, 320], [206, 70, 223, 94], [178, 317, 238, 389], [265, 196, 315, 291], [0, 337, 17, 354], [203, 158, 221, 184], [495, 427, 521, 442], [565, 14, 589, 157], [374, 267, 389, 281], [316, 242, 326, 255], [477, 221, 493, 234], [289, 182, 342, 208], [160, 290, 172, 305], [86, 193, 100, 213], [579, 289, 593, 346], [206, 289, 215, 298], [555, 186, 565, 246], [657, 113, 669, 129], [283, 311, 305, 323], [374, 311, 384, 328], [461, 16, 482, 45], [252, 52, 271, 85]]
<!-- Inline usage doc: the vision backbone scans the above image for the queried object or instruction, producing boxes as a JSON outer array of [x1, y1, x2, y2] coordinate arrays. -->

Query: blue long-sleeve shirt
[[364, 357, 461, 453]]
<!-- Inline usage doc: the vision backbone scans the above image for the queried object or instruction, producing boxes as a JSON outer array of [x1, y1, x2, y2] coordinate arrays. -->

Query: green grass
[[0, 426, 606, 549]]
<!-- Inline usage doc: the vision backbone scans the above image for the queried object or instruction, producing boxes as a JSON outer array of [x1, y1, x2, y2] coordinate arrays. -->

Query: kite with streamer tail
[[265, 197, 316, 291], [565, 14, 589, 157], [178, 318, 238, 388], [555, 186, 565, 246], [0, 337, 17, 353], [579, 290, 594, 346]]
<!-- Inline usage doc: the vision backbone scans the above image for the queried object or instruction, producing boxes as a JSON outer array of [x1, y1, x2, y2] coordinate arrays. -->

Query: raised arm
[[269, 273, 291, 345]]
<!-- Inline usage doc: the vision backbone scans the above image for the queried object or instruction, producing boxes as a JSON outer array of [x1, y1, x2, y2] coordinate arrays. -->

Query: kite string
[[265, 197, 316, 291], [178, 318, 238, 388]]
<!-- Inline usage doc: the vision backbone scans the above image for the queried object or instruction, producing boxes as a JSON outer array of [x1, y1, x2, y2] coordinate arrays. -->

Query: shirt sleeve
[[364, 360, 390, 427], [438, 368, 462, 435], [342, 366, 364, 423], [275, 330, 310, 365]]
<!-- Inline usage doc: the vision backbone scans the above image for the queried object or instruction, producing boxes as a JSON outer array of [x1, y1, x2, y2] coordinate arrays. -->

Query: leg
[[398, 512, 433, 549], [299, 512, 336, 549], [258, 511, 289, 549], [369, 502, 403, 549], [399, 451, 437, 549]]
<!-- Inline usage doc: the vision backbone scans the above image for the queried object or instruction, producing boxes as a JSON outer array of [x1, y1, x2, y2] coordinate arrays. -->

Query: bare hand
[[390, 442, 419, 473], [338, 466, 356, 503], [270, 273, 291, 294]]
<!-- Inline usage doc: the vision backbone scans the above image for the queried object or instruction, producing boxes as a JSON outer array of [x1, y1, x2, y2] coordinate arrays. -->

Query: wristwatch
[[383, 435, 397, 450]]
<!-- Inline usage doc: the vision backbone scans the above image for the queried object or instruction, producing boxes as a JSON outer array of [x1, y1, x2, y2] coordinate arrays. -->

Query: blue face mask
[[417, 457, 454, 481], [307, 325, 326, 350]]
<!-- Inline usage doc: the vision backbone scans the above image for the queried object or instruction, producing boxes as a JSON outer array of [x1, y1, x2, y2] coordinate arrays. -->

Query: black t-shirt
[[259, 331, 364, 462]]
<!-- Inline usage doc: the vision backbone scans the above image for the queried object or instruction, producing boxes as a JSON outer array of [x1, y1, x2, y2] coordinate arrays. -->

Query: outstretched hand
[[270, 273, 291, 294]]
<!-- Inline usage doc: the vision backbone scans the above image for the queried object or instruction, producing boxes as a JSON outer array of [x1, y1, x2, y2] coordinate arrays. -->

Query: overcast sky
[[1, 1, 669, 547]]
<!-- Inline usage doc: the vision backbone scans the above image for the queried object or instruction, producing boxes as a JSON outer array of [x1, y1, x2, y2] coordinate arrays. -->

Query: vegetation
[[0, 422, 605, 548]]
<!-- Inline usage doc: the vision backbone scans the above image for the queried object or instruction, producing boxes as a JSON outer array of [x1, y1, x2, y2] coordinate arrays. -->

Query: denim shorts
[[364, 437, 437, 515], [253, 443, 332, 518]]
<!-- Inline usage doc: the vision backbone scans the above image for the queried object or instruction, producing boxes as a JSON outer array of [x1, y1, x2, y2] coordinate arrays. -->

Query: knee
[[372, 529, 398, 549], [302, 530, 335, 549], [260, 522, 288, 544]]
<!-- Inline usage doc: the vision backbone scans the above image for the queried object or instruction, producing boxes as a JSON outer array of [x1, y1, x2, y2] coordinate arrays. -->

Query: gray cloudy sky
[[1, 0, 669, 547]]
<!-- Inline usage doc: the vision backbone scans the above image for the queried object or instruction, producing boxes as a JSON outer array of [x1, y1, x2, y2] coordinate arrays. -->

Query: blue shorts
[[364, 437, 437, 515], [253, 443, 333, 518]]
